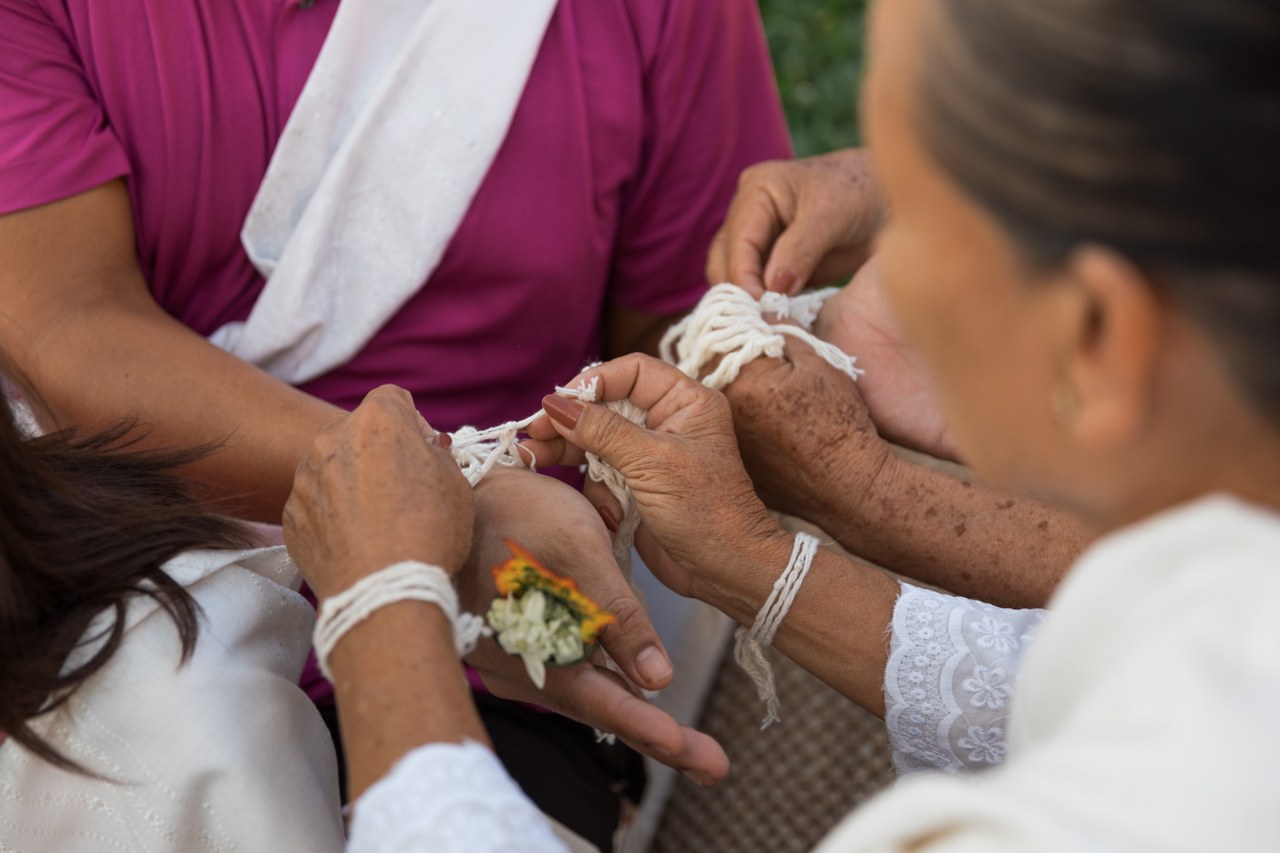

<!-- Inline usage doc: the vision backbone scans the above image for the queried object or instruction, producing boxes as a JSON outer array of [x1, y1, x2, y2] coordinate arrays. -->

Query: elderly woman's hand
[[523, 354, 790, 597], [722, 337, 896, 535], [706, 148, 885, 295], [283, 385, 474, 601]]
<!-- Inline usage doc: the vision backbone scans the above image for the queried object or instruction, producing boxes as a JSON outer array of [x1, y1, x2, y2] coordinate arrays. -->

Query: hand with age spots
[[283, 385, 474, 601], [706, 148, 885, 295], [721, 337, 895, 533], [524, 354, 793, 600]]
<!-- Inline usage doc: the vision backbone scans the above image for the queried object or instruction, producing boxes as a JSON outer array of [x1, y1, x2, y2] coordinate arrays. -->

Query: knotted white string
[[661, 283, 864, 390], [446, 382, 613, 486], [733, 531, 822, 729], [439, 284, 856, 722], [444, 378, 648, 576], [313, 560, 491, 683]]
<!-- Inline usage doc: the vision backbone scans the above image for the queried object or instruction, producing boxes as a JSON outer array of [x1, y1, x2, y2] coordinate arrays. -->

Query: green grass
[[758, 0, 868, 156]]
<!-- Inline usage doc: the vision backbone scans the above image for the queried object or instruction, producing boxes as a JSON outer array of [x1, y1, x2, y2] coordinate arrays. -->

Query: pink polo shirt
[[0, 0, 790, 700]]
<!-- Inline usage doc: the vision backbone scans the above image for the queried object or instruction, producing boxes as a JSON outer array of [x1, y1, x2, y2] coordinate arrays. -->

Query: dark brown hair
[[918, 0, 1280, 415], [0, 405, 251, 772]]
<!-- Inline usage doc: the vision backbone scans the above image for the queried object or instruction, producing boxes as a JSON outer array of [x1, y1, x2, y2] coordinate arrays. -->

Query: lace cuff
[[348, 740, 568, 853], [884, 583, 1046, 776]]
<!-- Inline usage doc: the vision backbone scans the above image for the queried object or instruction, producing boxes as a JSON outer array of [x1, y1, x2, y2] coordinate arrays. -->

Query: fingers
[[539, 391, 656, 476], [515, 434, 584, 469], [760, 205, 850, 295], [525, 355, 715, 467], [593, 582, 675, 692], [707, 165, 789, 295], [483, 661, 730, 785], [572, 354, 714, 425], [551, 665, 728, 785], [530, 511, 675, 691]]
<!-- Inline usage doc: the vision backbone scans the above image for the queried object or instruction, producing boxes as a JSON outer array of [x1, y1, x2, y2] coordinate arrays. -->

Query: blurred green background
[[758, 0, 868, 156]]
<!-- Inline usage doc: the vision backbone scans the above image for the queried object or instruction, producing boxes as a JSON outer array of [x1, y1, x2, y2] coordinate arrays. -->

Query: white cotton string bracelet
[[313, 560, 492, 683], [733, 531, 823, 729]]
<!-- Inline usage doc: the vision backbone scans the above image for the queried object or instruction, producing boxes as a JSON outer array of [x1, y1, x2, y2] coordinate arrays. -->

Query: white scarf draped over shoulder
[[210, 0, 559, 383]]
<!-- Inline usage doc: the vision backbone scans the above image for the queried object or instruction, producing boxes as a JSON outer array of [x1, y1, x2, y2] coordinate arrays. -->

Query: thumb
[[540, 395, 656, 477], [761, 208, 847, 295]]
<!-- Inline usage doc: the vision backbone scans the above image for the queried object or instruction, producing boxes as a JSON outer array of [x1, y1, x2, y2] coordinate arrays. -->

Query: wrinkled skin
[[284, 387, 730, 787]]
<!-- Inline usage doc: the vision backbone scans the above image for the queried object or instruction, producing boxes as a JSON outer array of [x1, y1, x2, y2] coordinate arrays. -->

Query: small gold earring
[[1050, 385, 1078, 424]]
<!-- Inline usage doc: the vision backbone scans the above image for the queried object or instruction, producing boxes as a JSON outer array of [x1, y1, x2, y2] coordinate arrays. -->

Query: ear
[[1056, 245, 1164, 449]]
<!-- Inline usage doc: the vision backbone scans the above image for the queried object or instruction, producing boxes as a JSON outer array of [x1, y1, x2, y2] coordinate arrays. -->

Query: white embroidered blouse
[[821, 495, 1280, 851], [885, 584, 1046, 775]]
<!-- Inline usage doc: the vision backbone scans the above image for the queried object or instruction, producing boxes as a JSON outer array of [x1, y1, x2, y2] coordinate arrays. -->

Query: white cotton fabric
[[884, 584, 1045, 775], [348, 741, 571, 853], [821, 495, 1280, 852], [211, 0, 558, 383], [0, 548, 344, 853]]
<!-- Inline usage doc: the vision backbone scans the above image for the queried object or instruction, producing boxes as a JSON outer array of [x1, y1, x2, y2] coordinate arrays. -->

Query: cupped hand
[[458, 466, 676, 692], [811, 260, 957, 460], [455, 465, 729, 784], [523, 354, 787, 592], [467, 640, 730, 787], [706, 148, 885, 296], [282, 385, 474, 601]]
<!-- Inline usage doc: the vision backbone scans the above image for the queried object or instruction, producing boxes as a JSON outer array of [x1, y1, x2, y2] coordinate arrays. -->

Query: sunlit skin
[[863, 0, 1280, 532]]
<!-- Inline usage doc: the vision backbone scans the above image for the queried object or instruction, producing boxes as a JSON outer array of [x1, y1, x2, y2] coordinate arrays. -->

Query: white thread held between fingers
[[446, 379, 603, 486], [314, 561, 491, 682], [438, 285, 859, 718], [444, 375, 647, 576], [733, 531, 822, 729]]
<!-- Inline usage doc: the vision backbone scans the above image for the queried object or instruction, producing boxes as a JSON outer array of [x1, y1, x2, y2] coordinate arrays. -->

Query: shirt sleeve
[[348, 741, 570, 853], [0, 0, 130, 214], [606, 0, 793, 317], [884, 582, 1047, 776]]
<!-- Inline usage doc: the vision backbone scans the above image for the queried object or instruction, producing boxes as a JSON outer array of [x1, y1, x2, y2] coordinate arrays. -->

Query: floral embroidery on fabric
[[973, 616, 1019, 653], [884, 583, 1046, 775], [961, 665, 1012, 711], [957, 725, 1006, 764]]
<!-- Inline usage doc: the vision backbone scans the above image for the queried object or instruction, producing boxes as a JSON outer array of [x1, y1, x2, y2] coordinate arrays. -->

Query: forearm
[[14, 292, 338, 521], [328, 601, 490, 801], [692, 529, 899, 717], [818, 454, 1091, 608]]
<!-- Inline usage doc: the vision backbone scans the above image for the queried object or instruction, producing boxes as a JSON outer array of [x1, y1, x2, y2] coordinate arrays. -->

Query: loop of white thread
[[660, 283, 864, 390], [313, 560, 491, 682], [733, 531, 823, 729], [446, 380, 603, 486], [429, 285, 857, 717]]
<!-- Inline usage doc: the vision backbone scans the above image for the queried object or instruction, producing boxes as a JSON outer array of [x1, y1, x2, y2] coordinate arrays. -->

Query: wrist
[[688, 524, 796, 627]]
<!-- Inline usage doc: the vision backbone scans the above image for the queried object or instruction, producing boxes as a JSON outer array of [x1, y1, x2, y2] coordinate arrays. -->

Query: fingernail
[[642, 741, 675, 761], [683, 769, 716, 788], [772, 268, 798, 294], [542, 394, 584, 430], [430, 432, 452, 451], [636, 645, 673, 686], [597, 505, 620, 533]]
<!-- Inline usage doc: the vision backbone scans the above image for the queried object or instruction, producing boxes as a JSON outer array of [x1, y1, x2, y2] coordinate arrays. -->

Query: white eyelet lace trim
[[348, 741, 568, 853], [884, 583, 1046, 776]]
